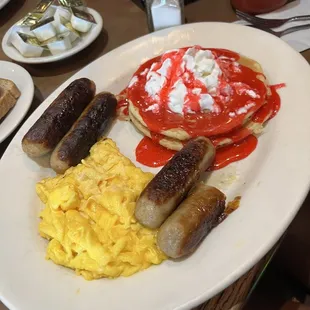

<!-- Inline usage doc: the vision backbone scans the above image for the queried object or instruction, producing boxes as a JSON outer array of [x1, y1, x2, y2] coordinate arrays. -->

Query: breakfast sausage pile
[[135, 137, 226, 258], [22, 78, 117, 174]]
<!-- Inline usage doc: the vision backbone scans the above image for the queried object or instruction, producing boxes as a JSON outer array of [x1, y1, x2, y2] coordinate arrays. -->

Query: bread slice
[[0, 79, 21, 99], [0, 79, 21, 120]]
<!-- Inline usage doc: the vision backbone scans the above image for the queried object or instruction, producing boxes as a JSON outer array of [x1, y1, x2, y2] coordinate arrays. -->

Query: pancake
[[130, 106, 265, 151], [129, 108, 184, 151], [126, 46, 269, 143], [129, 101, 191, 141]]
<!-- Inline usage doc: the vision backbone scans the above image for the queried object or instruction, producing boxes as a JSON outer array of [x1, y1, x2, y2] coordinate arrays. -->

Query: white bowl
[[1, 7, 103, 64]]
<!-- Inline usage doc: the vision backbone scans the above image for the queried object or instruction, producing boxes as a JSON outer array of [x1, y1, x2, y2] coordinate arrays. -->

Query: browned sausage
[[135, 137, 215, 229], [22, 78, 96, 158], [50, 92, 117, 174], [157, 183, 226, 258]]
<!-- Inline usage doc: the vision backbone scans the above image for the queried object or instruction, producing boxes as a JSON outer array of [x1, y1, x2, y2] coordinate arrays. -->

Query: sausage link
[[157, 183, 226, 258], [135, 137, 215, 229], [50, 92, 117, 174], [22, 78, 96, 158]]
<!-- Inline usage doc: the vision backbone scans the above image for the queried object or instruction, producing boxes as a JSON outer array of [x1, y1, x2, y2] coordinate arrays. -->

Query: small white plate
[[0, 0, 11, 10], [1, 7, 103, 64], [0, 61, 34, 143]]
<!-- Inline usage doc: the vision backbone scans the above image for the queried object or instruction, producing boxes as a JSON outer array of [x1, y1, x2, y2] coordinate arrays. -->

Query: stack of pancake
[[126, 47, 272, 151]]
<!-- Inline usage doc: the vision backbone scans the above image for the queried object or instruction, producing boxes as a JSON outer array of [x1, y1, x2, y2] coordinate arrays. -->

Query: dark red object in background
[[231, 0, 288, 14]]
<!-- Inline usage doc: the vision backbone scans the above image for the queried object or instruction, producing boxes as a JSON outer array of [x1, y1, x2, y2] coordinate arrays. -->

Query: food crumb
[[225, 196, 242, 215], [218, 196, 242, 224]]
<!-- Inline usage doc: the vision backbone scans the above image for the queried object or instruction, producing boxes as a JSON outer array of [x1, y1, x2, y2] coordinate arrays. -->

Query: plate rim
[[1, 7, 103, 64], [0, 60, 34, 143], [1, 22, 310, 310]]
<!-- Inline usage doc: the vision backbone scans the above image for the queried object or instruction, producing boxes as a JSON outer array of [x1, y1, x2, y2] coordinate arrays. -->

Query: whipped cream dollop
[[145, 58, 172, 98], [168, 80, 188, 115], [141, 46, 224, 116], [182, 47, 222, 95]]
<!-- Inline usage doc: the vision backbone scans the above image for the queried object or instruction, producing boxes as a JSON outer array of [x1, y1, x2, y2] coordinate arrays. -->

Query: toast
[[0, 79, 21, 120]]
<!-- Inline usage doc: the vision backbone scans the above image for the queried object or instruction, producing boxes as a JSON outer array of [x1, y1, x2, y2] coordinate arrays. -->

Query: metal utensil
[[236, 9, 310, 28], [248, 23, 310, 37]]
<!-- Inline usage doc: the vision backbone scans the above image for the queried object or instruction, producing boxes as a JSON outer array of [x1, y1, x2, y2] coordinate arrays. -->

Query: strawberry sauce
[[126, 47, 267, 137], [119, 46, 285, 170]]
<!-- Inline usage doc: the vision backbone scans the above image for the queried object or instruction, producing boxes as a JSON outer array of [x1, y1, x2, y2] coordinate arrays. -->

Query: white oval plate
[[0, 61, 34, 143], [1, 8, 103, 64], [0, 0, 11, 10], [1, 22, 310, 310]]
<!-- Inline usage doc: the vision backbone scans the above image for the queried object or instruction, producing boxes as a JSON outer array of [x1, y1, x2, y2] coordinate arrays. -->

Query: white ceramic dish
[[1, 7, 103, 64], [1, 22, 310, 310], [0, 61, 34, 143], [0, 0, 10, 10]]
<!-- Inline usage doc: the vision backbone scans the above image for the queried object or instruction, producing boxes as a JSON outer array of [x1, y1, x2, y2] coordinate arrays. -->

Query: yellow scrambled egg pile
[[36, 138, 166, 280]]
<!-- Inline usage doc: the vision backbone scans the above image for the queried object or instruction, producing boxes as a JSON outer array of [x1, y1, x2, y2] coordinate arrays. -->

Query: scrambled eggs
[[36, 138, 166, 280]]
